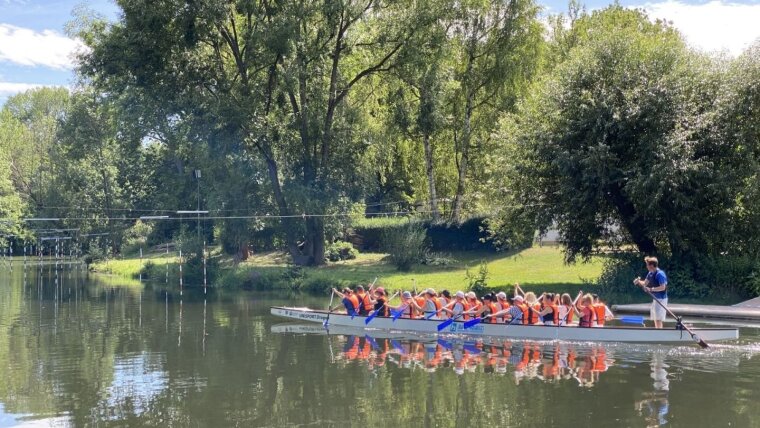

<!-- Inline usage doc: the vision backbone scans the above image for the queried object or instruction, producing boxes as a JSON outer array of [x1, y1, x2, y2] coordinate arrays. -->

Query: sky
[[1, 0, 759, 106]]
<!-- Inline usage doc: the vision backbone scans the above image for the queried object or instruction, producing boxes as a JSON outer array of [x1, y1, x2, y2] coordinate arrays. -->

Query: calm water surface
[[1, 266, 760, 427]]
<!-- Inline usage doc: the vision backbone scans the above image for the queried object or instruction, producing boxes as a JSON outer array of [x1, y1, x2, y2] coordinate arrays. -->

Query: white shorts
[[650, 298, 668, 321]]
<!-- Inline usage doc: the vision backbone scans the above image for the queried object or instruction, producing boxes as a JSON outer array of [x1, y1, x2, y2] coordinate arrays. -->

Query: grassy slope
[[300, 246, 602, 291]]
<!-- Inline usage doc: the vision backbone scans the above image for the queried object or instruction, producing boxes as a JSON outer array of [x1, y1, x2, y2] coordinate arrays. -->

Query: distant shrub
[[325, 241, 358, 262], [421, 252, 458, 267], [465, 260, 489, 295], [381, 221, 429, 271]]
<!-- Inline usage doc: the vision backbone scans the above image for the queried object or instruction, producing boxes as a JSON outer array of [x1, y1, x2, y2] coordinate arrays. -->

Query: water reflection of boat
[[271, 323, 615, 385], [270, 306, 739, 344]]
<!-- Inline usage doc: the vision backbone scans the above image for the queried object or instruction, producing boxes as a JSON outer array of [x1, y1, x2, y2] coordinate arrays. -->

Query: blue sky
[[1, 0, 759, 106]]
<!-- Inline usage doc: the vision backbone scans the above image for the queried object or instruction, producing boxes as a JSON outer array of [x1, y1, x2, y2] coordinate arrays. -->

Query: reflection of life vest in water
[[344, 336, 360, 360], [592, 349, 608, 372], [358, 339, 372, 360]]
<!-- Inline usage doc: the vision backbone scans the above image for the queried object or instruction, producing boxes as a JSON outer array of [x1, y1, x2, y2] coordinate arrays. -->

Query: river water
[[1, 267, 760, 427]]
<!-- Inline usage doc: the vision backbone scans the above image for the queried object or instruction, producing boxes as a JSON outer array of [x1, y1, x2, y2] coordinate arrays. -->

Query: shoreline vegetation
[[91, 245, 603, 294]]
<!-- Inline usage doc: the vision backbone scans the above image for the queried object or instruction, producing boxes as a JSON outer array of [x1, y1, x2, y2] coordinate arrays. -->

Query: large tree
[[78, 0, 441, 265], [493, 6, 760, 261]]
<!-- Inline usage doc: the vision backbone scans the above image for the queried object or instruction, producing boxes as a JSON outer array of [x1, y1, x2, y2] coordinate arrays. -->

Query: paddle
[[641, 286, 709, 349], [392, 304, 409, 322], [436, 314, 463, 332], [619, 315, 645, 325], [365, 290, 400, 325], [463, 317, 484, 329], [323, 289, 336, 327]]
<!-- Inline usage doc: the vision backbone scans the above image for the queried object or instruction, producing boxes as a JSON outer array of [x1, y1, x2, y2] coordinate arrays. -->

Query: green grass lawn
[[91, 245, 604, 293], [299, 246, 603, 291]]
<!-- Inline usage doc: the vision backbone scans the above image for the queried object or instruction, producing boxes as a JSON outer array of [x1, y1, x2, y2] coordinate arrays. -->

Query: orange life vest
[[357, 292, 373, 312], [527, 303, 541, 325], [414, 296, 426, 318], [348, 294, 360, 312], [563, 304, 575, 324], [487, 302, 500, 324], [593, 303, 607, 326], [517, 303, 529, 325], [461, 300, 471, 321], [542, 303, 559, 324], [428, 297, 443, 317]]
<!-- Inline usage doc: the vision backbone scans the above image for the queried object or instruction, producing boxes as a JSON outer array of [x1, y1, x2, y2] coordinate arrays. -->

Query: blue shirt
[[645, 268, 668, 299], [508, 306, 523, 324]]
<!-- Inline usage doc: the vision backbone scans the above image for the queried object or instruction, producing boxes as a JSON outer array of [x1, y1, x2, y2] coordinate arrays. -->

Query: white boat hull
[[270, 306, 739, 343]]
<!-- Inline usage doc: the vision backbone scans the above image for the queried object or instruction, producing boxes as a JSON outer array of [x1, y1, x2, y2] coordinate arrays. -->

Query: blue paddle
[[619, 315, 645, 325], [436, 314, 463, 332], [392, 304, 409, 322], [463, 317, 484, 329]]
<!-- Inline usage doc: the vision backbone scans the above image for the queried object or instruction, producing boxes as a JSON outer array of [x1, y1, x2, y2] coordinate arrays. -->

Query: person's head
[[543, 293, 554, 303], [356, 285, 365, 293], [496, 292, 507, 301], [592, 293, 600, 303], [645, 256, 659, 272], [442, 290, 451, 299], [455, 291, 465, 300], [466, 291, 477, 301], [482, 294, 493, 302], [402, 291, 412, 300], [426, 288, 437, 297], [375, 287, 385, 296], [581, 293, 594, 306], [343, 288, 352, 294], [513, 295, 524, 304], [524, 291, 537, 304], [561, 293, 573, 306]]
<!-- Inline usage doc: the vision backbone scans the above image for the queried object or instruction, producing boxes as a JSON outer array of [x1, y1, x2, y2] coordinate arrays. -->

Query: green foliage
[[381, 221, 430, 271], [465, 260, 490, 295], [353, 216, 497, 252], [421, 252, 458, 267], [325, 241, 358, 262], [493, 6, 760, 264]]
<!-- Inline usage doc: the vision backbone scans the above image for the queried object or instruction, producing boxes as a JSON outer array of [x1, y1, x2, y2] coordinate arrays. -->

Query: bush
[[351, 216, 498, 252], [465, 260, 489, 295], [380, 221, 429, 271], [325, 241, 358, 262], [420, 252, 458, 267]]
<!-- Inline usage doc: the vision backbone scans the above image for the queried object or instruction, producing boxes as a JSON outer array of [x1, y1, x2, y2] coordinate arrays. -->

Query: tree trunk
[[264, 156, 308, 265], [304, 216, 326, 266], [422, 132, 440, 221], [607, 183, 658, 254], [452, 90, 473, 222]]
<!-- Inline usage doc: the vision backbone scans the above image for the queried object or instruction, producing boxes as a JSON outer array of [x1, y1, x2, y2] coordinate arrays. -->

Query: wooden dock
[[613, 299, 760, 321]]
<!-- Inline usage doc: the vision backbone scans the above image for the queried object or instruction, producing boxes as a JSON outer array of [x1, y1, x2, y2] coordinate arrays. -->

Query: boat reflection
[[271, 323, 615, 386]]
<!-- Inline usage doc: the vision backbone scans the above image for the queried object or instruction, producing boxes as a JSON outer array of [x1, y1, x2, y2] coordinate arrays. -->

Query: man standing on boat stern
[[633, 257, 668, 329]]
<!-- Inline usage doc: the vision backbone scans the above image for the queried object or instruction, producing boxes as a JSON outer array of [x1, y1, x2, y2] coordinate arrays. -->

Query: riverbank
[[91, 246, 604, 293]]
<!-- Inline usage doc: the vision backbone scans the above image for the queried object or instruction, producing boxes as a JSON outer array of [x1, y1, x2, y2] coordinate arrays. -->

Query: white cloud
[[0, 23, 84, 69], [0, 82, 65, 98], [639, 0, 760, 55]]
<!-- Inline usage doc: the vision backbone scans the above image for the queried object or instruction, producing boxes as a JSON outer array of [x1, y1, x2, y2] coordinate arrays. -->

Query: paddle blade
[[464, 318, 483, 329], [620, 316, 644, 325], [437, 318, 455, 332], [425, 311, 438, 320], [365, 309, 379, 325]]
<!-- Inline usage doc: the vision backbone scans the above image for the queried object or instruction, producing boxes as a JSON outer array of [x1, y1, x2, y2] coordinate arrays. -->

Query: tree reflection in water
[[330, 333, 614, 387]]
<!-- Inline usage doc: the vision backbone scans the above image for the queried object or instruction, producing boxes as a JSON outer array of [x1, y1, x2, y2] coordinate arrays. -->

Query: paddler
[[438, 290, 452, 318], [390, 291, 421, 319], [422, 288, 443, 320], [633, 256, 669, 329], [331, 287, 360, 315], [441, 291, 469, 320], [535, 293, 560, 326], [495, 292, 511, 323], [468, 293, 501, 323], [558, 293, 580, 326], [575, 293, 597, 328], [373, 287, 391, 317], [354, 285, 375, 316], [592, 294, 614, 327], [490, 295, 525, 325]]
